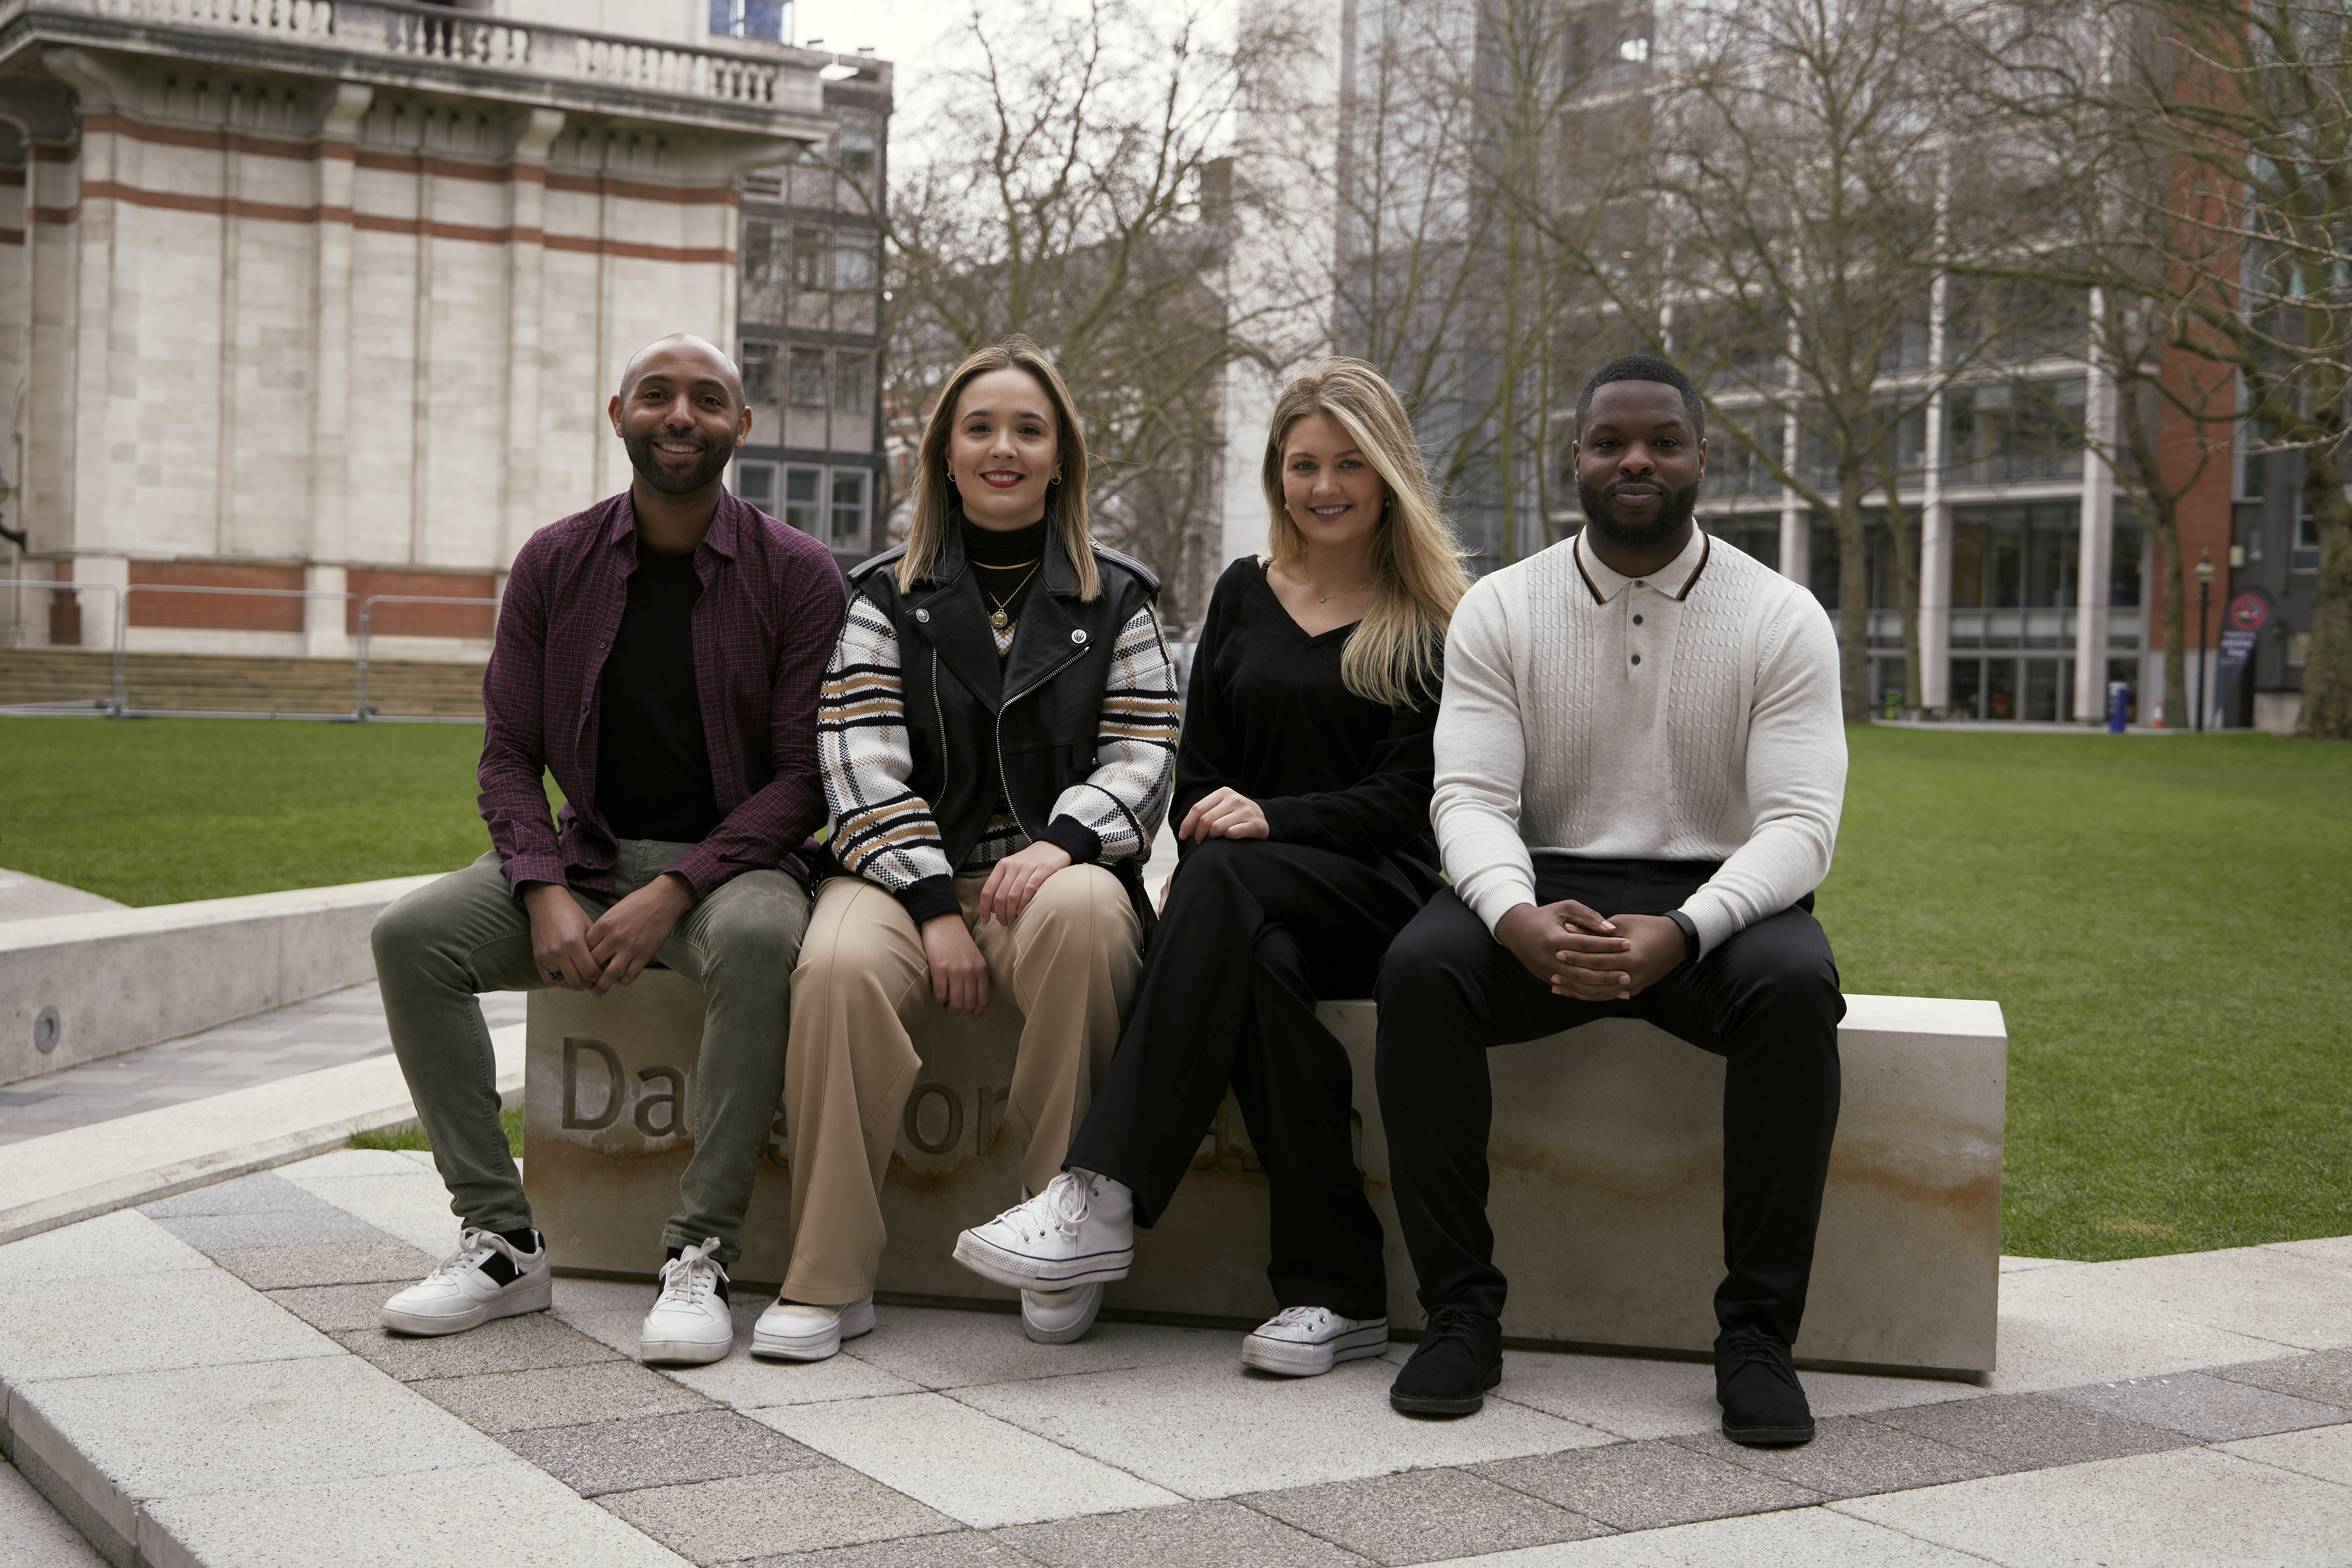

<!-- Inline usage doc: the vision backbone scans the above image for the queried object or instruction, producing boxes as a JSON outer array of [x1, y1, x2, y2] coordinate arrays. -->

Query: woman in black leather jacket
[[752, 337, 1179, 1363]]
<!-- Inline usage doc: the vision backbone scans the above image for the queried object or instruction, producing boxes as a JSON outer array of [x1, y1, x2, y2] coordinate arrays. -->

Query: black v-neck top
[[1172, 556, 1441, 867]]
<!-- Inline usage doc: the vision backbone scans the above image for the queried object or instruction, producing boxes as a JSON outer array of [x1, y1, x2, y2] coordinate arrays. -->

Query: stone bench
[[522, 976, 2005, 1377]]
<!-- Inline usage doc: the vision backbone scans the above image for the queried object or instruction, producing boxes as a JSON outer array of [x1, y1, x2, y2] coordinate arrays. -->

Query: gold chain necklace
[[979, 561, 1044, 631]]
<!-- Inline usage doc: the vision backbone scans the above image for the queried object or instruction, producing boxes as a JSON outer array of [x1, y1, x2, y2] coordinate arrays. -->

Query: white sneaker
[[380, 1227, 551, 1336], [1242, 1307, 1390, 1377], [954, 1170, 1135, 1289], [639, 1238, 734, 1365], [1021, 1281, 1103, 1345], [750, 1296, 876, 1361]]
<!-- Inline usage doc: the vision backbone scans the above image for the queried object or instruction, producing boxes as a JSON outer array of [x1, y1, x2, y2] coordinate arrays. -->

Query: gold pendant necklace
[[982, 560, 1044, 631]]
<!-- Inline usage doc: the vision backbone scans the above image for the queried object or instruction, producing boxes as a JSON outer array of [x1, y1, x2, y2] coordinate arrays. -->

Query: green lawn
[[1818, 726, 2351, 1261], [7, 714, 2347, 1262]]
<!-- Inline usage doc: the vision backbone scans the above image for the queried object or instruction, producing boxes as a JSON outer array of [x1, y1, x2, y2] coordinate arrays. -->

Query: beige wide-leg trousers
[[781, 866, 1143, 1304]]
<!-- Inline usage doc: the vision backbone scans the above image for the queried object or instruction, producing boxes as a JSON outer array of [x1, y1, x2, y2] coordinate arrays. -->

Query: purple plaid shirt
[[479, 488, 847, 900]]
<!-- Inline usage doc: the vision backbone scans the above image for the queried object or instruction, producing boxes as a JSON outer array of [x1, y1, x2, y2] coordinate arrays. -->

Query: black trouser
[[1066, 837, 1428, 1322], [1374, 856, 1843, 1345]]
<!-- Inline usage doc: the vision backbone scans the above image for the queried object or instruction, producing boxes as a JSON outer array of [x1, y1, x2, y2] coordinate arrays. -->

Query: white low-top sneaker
[[750, 1296, 876, 1361], [639, 1238, 734, 1365], [954, 1170, 1135, 1289], [1021, 1282, 1103, 1345], [1242, 1307, 1390, 1376], [380, 1227, 551, 1336]]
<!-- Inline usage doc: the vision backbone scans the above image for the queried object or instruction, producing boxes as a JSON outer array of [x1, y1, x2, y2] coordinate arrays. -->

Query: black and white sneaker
[[380, 1227, 550, 1336], [1242, 1307, 1390, 1377], [639, 1238, 733, 1365]]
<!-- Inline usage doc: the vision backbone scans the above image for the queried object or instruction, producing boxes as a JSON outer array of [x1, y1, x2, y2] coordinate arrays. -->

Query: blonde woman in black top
[[955, 360, 1470, 1373]]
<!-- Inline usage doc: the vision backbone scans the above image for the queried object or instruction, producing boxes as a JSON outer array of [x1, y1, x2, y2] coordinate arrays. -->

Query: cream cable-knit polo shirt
[[1432, 527, 1846, 957]]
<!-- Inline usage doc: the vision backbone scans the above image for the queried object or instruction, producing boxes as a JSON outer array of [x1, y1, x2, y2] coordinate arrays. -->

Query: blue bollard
[[2107, 681, 2130, 733]]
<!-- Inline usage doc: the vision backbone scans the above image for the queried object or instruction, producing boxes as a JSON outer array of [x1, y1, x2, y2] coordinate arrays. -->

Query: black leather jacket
[[846, 523, 1164, 932]]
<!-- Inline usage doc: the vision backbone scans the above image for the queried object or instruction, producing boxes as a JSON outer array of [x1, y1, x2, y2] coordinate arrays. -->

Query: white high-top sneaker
[[380, 1227, 551, 1336], [954, 1170, 1135, 1290], [1241, 1307, 1391, 1376], [1021, 1282, 1104, 1345], [751, 1297, 876, 1362], [639, 1238, 734, 1365]]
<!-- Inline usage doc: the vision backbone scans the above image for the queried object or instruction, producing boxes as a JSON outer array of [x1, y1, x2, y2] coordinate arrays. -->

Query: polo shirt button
[[1632, 614, 1643, 625], [1070, 629, 1087, 644], [1630, 654, 1642, 666], [1634, 580, 1646, 588]]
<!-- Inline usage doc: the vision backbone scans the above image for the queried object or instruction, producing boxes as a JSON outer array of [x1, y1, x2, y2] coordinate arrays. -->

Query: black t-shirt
[[596, 546, 720, 844]]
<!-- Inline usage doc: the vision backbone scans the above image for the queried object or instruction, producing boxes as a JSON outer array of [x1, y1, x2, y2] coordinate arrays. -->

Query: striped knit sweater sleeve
[[819, 594, 957, 917], [1045, 603, 1181, 863]]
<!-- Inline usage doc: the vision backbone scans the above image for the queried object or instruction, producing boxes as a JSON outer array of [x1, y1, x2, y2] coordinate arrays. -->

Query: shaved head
[[619, 333, 744, 409]]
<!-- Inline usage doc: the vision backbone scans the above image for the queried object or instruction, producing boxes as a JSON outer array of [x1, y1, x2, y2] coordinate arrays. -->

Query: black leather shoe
[[1389, 1306, 1502, 1416], [1716, 1324, 1816, 1446]]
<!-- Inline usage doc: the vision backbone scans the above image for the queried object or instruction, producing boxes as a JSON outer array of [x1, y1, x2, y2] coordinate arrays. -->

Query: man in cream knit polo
[[1377, 355, 1845, 1444]]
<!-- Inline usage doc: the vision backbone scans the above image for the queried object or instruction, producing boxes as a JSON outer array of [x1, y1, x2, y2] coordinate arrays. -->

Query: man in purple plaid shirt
[[369, 333, 846, 1366]]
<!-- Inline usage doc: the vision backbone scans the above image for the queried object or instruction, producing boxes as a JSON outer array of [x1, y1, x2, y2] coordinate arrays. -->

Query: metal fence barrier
[[0, 580, 500, 720]]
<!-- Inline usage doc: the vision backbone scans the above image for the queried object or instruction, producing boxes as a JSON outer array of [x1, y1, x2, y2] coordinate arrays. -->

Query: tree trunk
[[2294, 443, 2352, 740], [1879, 463, 1924, 710], [1835, 473, 1871, 722]]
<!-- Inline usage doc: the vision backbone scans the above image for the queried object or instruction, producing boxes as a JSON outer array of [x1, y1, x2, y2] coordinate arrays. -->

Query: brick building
[[0, 0, 843, 666]]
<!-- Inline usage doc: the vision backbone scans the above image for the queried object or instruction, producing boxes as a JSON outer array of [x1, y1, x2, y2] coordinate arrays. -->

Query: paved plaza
[[6, 1138, 2352, 1565]]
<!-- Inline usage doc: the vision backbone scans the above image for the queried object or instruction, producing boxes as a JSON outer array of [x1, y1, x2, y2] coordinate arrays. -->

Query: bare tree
[[846, 0, 1315, 625]]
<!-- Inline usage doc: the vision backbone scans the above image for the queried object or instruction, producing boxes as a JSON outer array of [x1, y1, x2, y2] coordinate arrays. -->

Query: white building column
[[1776, 408, 1806, 586], [2074, 291, 2116, 724], [1920, 271, 1949, 709], [307, 84, 368, 661]]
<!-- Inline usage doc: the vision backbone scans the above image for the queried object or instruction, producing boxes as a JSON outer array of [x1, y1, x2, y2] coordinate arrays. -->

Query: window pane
[[833, 354, 872, 413], [792, 227, 827, 291], [831, 469, 869, 547], [832, 233, 878, 291], [736, 461, 776, 508], [839, 118, 878, 180], [789, 349, 828, 408], [742, 0, 784, 40], [783, 466, 823, 536], [739, 340, 776, 405]]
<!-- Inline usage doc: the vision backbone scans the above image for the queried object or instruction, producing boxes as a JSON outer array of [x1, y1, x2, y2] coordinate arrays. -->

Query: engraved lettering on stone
[[901, 1080, 965, 1155], [634, 1066, 687, 1138], [562, 1037, 626, 1130]]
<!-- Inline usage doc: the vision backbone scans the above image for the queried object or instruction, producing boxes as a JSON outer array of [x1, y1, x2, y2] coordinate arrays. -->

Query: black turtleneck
[[962, 516, 1048, 651]]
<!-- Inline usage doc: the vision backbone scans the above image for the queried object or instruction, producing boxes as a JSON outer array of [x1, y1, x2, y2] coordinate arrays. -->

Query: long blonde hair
[[900, 336, 1101, 601], [1261, 360, 1469, 707]]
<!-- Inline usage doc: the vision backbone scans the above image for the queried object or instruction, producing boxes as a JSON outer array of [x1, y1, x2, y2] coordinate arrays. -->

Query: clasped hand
[[526, 874, 694, 996], [920, 840, 1077, 1020], [1177, 786, 1268, 843], [1496, 899, 1686, 1001]]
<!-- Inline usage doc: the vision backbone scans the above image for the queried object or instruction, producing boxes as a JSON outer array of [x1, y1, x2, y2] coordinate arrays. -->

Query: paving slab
[[145, 1202, 390, 1249], [499, 1409, 824, 1497], [0, 1266, 336, 1384], [8, 1353, 517, 1553], [204, 1236, 442, 1290], [993, 1498, 1370, 1567], [335, 1312, 624, 1380], [1834, 1444, 2352, 1564], [0, 1208, 211, 1282], [2217, 1421, 2352, 1488], [596, 1464, 959, 1562], [139, 1171, 346, 1218], [2207, 1348, 2352, 1409], [841, 1304, 1240, 1391], [411, 1360, 718, 1433], [1984, 1258, 2304, 1393], [0, 1457, 106, 1567], [739, 1535, 1043, 1567], [547, 1282, 928, 1406], [1669, 1417, 1996, 1500], [1475, 1349, 1981, 1441], [1858, 1391, 2195, 1471], [2044, 1370, 2350, 1441], [1241, 1466, 1606, 1565], [1470, 1439, 1824, 1531], [265, 1281, 413, 1333], [758, 1391, 1183, 1528], [1415, 1505, 1990, 1565], [138, 1457, 692, 1568], [955, 1355, 1613, 1499]]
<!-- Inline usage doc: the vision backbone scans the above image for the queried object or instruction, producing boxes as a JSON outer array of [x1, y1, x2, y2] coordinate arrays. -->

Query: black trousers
[[1373, 857, 1843, 1344], [1065, 837, 1429, 1321]]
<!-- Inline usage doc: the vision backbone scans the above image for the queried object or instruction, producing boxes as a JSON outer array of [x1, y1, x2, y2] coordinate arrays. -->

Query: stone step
[[0, 650, 485, 717]]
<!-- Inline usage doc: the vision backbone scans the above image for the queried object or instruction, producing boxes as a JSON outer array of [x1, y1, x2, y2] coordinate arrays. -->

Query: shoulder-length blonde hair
[[900, 336, 1101, 601], [1261, 360, 1470, 707]]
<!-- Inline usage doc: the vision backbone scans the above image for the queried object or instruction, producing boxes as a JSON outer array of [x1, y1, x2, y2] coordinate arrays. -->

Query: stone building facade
[[0, 0, 834, 662]]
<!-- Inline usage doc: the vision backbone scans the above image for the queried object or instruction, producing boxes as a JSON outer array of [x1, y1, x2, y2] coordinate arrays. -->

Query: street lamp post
[[2194, 550, 2217, 733]]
